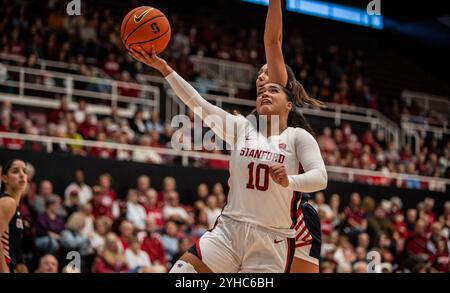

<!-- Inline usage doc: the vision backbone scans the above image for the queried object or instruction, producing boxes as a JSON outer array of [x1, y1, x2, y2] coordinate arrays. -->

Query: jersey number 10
[[246, 162, 269, 191]]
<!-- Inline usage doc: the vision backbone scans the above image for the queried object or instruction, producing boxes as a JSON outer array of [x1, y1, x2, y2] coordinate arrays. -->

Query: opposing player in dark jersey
[[0, 159, 28, 273], [257, 0, 322, 272]]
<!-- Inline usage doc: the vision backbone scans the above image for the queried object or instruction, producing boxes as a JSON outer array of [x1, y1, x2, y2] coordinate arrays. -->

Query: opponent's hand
[[128, 45, 172, 76], [269, 164, 289, 187]]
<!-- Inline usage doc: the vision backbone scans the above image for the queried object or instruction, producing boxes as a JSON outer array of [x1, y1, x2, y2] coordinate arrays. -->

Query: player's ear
[[1, 174, 8, 186], [286, 101, 293, 112]]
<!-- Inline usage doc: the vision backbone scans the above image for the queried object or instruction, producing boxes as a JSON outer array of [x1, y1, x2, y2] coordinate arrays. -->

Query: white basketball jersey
[[222, 124, 304, 238], [164, 71, 326, 239]]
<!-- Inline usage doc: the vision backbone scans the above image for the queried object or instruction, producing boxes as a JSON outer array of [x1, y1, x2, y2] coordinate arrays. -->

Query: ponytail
[[285, 65, 322, 137]]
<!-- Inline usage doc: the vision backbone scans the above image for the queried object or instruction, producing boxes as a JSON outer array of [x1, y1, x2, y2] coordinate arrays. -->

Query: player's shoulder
[[288, 127, 315, 141], [0, 194, 17, 219]]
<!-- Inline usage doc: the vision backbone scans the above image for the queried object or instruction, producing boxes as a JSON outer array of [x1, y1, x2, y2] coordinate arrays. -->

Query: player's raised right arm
[[128, 45, 245, 144], [264, 0, 288, 86]]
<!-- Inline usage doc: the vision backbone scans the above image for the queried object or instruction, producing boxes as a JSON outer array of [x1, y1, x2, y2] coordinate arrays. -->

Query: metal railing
[[189, 56, 256, 90], [166, 91, 401, 149], [0, 53, 109, 77], [136, 73, 238, 97], [2, 132, 447, 192], [0, 131, 229, 167], [0, 64, 160, 113], [327, 165, 449, 192], [401, 90, 449, 124]]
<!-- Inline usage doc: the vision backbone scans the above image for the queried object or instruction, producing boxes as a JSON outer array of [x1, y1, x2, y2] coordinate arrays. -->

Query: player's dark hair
[[285, 65, 321, 136], [0, 159, 23, 194], [252, 65, 321, 136]]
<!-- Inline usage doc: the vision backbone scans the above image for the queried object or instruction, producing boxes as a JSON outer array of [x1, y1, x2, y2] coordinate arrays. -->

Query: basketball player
[[129, 39, 327, 272], [0, 159, 28, 273], [257, 0, 322, 273]]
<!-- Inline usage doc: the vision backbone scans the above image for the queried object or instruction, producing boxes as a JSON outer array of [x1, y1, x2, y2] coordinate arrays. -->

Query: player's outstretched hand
[[269, 164, 289, 188], [128, 45, 172, 76]]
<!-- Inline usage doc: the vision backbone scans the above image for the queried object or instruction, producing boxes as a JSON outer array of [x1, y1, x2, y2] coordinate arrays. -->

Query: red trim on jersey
[[295, 241, 313, 248], [284, 238, 292, 273], [296, 226, 308, 241], [296, 208, 303, 218], [289, 163, 305, 229], [195, 239, 202, 260], [294, 216, 305, 231], [289, 192, 297, 229], [301, 232, 312, 241]]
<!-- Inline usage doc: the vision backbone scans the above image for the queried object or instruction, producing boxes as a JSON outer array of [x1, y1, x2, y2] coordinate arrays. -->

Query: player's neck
[[5, 188, 21, 206], [264, 121, 288, 137]]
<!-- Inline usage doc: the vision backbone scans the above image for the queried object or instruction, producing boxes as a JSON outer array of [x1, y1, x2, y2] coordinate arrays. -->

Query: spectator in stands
[[146, 111, 164, 134], [318, 127, 337, 154], [424, 197, 436, 224], [88, 216, 112, 254], [342, 192, 367, 239], [430, 238, 449, 272], [149, 130, 164, 149], [367, 206, 394, 247], [135, 175, 153, 203], [130, 108, 148, 136], [90, 131, 115, 159], [52, 124, 70, 153], [97, 173, 117, 200], [125, 189, 147, 231], [33, 180, 66, 217], [142, 188, 164, 230], [48, 96, 69, 124], [405, 208, 418, 232], [211, 182, 226, 209], [79, 113, 98, 140], [91, 185, 114, 219], [204, 195, 221, 229], [353, 261, 367, 273], [162, 191, 191, 225], [125, 236, 153, 273], [115, 131, 132, 161], [60, 212, 91, 271], [132, 134, 163, 164], [35, 254, 59, 273], [92, 233, 128, 273], [65, 120, 84, 155], [329, 193, 341, 227], [311, 191, 333, 219], [158, 176, 177, 203], [74, 99, 88, 124], [117, 71, 140, 100], [193, 183, 209, 211], [118, 220, 134, 251], [161, 220, 180, 266], [141, 217, 167, 268], [405, 219, 429, 261], [79, 203, 95, 235], [35, 195, 65, 254], [160, 124, 175, 147], [64, 169, 93, 207]]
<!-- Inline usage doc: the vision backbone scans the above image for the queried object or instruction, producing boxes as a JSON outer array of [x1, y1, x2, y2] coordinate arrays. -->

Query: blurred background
[[0, 0, 449, 273]]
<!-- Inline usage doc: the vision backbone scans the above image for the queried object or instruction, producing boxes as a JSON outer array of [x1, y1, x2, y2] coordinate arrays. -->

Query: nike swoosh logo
[[134, 8, 153, 23], [274, 239, 284, 244]]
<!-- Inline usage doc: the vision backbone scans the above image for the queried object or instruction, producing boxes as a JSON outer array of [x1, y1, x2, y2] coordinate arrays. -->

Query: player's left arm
[[270, 129, 327, 192], [265, 0, 288, 86]]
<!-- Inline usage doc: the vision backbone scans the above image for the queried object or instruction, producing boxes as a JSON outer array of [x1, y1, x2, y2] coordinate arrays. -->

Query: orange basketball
[[121, 6, 171, 54]]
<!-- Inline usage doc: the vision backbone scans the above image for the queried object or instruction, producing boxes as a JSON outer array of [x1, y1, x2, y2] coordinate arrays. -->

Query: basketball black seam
[[121, 7, 143, 42], [124, 15, 165, 46], [127, 28, 170, 47]]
